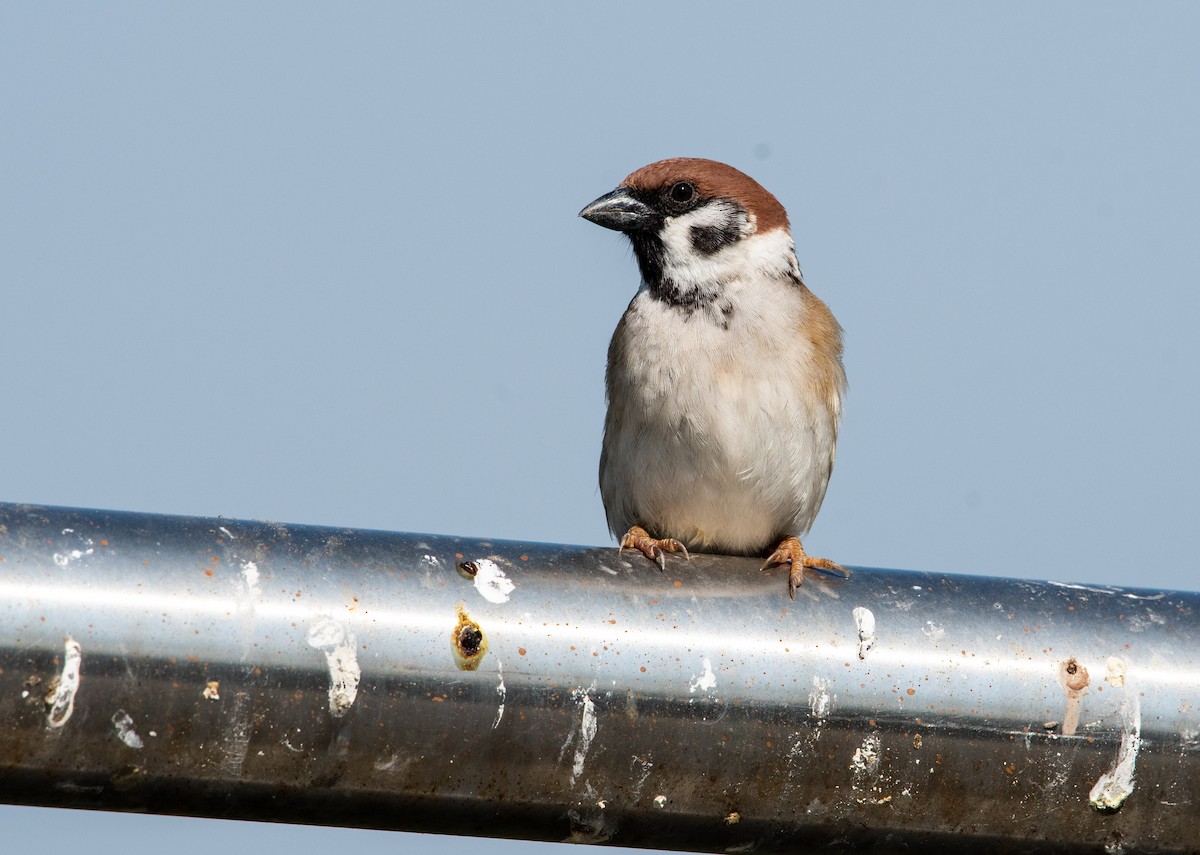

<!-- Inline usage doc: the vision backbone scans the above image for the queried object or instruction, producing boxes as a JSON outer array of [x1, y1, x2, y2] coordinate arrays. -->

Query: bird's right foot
[[619, 525, 689, 571]]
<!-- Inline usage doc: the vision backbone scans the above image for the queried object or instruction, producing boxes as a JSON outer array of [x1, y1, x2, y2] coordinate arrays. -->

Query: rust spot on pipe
[[452, 604, 488, 670]]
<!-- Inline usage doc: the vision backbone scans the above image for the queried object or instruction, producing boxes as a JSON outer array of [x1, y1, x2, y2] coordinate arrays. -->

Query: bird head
[[579, 158, 799, 306]]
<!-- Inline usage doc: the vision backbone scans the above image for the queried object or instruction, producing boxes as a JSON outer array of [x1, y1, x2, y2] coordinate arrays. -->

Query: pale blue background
[[2, 3, 1197, 853]]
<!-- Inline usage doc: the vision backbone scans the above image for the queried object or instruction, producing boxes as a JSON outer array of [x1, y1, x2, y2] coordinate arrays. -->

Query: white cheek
[[660, 213, 798, 290], [659, 217, 694, 262], [659, 202, 746, 269], [660, 203, 743, 257]]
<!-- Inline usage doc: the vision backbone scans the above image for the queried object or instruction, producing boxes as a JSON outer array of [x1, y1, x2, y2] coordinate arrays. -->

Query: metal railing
[[0, 502, 1195, 853]]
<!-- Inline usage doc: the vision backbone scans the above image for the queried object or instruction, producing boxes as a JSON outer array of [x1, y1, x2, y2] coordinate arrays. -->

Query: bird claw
[[761, 536, 848, 600], [620, 526, 689, 571]]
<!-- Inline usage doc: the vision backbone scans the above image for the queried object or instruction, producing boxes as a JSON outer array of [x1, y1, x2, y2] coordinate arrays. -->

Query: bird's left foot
[[762, 536, 849, 599]]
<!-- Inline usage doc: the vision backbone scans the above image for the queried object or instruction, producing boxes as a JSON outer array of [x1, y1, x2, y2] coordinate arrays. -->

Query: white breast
[[600, 240, 839, 555]]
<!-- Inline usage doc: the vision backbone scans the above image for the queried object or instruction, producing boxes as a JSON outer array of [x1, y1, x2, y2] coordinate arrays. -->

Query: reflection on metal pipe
[[0, 502, 1197, 853]]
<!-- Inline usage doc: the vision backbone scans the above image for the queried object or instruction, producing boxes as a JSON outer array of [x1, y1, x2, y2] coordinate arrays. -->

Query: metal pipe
[[0, 502, 1196, 853]]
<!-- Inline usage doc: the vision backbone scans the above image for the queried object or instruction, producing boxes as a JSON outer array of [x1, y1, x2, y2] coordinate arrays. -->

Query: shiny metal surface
[[0, 503, 1196, 853]]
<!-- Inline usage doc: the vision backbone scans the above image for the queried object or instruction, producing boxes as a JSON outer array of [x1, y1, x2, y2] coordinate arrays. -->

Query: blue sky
[[2, 4, 1197, 853]]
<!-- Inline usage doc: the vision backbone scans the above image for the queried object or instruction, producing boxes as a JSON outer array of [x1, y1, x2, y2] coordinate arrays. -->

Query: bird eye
[[669, 181, 695, 204]]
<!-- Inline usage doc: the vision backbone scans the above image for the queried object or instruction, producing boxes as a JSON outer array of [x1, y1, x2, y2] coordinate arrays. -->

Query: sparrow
[[579, 158, 848, 599]]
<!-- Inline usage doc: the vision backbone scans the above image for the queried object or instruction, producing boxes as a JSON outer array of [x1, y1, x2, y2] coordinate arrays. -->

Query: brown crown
[[622, 157, 789, 233]]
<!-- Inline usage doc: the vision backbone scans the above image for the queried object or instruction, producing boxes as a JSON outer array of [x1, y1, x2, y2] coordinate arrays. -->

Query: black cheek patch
[[690, 222, 741, 255]]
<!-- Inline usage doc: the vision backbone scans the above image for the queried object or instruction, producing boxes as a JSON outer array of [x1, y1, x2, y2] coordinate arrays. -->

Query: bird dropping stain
[[1057, 657, 1090, 737], [688, 657, 717, 694], [111, 710, 144, 749], [492, 660, 506, 729], [852, 607, 876, 660], [240, 560, 262, 600], [46, 638, 82, 728], [306, 617, 361, 717], [470, 558, 516, 604], [1090, 689, 1141, 811], [452, 604, 489, 670], [561, 686, 598, 787], [1105, 656, 1127, 688], [809, 675, 832, 720]]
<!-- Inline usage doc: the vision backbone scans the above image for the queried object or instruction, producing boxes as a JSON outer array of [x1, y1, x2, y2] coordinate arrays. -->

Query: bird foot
[[619, 525, 690, 571], [761, 536, 849, 599]]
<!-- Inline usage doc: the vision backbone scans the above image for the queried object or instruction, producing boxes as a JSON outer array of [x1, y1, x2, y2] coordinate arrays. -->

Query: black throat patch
[[628, 236, 736, 327], [625, 197, 748, 326]]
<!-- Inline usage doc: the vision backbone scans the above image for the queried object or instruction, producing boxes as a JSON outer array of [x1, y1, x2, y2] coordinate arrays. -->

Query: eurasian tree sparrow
[[580, 158, 848, 598]]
